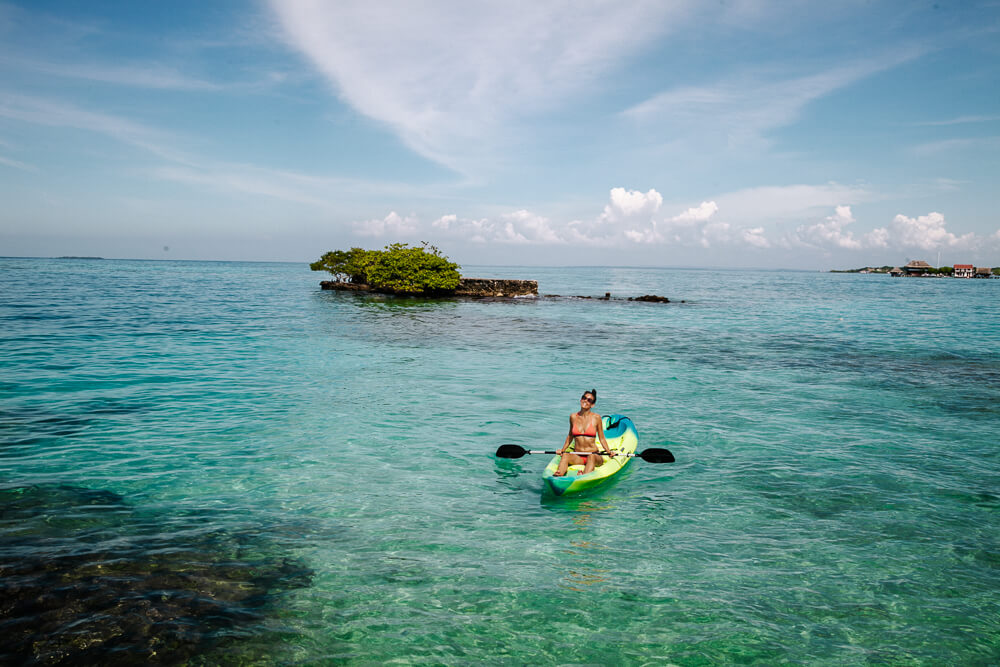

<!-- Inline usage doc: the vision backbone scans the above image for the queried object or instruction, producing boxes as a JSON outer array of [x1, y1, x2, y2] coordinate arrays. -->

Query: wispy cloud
[[909, 136, 1000, 156], [268, 0, 690, 174], [714, 182, 875, 222], [0, 92, 193, 163], [624, 52, 921, 151], [0, 92, 428, 207], [0, 54, 220, 91], [912, 115, 1000, 126], [0, 153, 37, 172]]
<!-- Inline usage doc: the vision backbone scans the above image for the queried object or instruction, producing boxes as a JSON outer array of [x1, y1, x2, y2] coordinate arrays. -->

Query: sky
[[1, 0, 999, 269]]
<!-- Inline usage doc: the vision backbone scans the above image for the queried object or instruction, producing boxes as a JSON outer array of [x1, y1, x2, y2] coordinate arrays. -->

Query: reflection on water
[[558, 540, 613, 591]]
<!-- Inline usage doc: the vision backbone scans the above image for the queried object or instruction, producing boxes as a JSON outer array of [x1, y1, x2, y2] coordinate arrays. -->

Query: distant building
[[954, 264, 974, 278], [889, 267, 904, 277], [903, 260, 932, 276], [975, 267, 993, 279]]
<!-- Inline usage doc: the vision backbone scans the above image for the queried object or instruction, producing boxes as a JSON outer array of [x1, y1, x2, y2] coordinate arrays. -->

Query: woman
[[553, 389, 615, 477]]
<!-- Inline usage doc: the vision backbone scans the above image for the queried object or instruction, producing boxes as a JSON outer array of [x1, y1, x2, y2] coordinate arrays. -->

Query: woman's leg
[[554, 453, 584, 476], [583, 453, 602, 474]]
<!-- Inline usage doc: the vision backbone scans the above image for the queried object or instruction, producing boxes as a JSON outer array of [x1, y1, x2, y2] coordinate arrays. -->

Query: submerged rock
[[0, 484, 313, 665]]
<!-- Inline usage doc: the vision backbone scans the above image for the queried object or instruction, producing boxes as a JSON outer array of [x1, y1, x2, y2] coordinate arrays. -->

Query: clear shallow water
[[2, 257, 999, 664]]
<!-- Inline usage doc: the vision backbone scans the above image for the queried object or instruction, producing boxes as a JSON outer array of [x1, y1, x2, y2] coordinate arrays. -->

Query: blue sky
[[1, 0, 998, 269]]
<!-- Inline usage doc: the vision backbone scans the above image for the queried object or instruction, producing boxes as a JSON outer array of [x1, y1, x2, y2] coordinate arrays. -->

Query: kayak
[[542, 414, 638, 496]]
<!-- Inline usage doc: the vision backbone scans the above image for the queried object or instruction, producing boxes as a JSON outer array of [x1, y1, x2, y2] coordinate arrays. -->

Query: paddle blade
[[638, 448, 675, 463], [496, 444, 528, 459]]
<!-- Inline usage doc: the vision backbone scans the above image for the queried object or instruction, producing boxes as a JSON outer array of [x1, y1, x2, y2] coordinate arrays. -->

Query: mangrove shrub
[[309, 247, 375, 283], [311, 242, 461, 294]]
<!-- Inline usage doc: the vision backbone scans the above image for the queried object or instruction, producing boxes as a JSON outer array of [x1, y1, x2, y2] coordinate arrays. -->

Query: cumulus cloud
[[621, 197, 767, 249], [345, 193, 981, 258], [715, 183, 873, 223], [794, 205, 862, 249], [742, 226, 770, 248], [602, 187, 663, 221], [788, 206, 977, 252], [671, 200, 718, 224], [354, 211, 419, 237], [877, 212, 975, 250], [428, 209, 564, 244]]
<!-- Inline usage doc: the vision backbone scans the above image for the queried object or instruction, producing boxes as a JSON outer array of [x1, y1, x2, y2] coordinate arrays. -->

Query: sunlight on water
[[2, 258, 999, 664]]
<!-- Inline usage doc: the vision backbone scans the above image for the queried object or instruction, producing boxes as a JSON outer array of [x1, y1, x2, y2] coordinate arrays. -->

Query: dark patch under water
[[0, 484, 312, 665]]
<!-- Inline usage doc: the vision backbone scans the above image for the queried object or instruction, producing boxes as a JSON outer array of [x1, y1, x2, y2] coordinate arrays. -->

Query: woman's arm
[[556, 417, 573, 455], [596, 417, 613, 455]]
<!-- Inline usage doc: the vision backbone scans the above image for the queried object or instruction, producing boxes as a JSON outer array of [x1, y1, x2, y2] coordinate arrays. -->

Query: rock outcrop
[[453, 278, 538, 297], [320, 278, 538, 298]]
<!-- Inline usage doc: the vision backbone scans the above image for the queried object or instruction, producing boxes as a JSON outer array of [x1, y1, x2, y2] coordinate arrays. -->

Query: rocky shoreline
[[320, 280, 678, 302], [320, 277, 538, 297]]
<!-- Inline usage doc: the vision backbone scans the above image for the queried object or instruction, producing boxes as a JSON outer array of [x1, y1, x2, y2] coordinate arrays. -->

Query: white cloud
[[431, 214, 458, 231], [671, 200, 718, 224], [423, 209, 564, 244], [344, 196, 982, 258], [878, 212, 975, 250], [624, 52, 919, 152], [742, 226, 770, 248], [354, 211, 420, 237], [910, 136, 1000, 156], [913, 115, 1000, 126], [0, 154, 37, 172], [788, 206, 977, 252], [602, 187, 663, 221], [715, 183, 873, 222], [794, 205, 862, 249], [0, 54, 220, 91], [621, 197, 769, 249], [864, 226, 890, 249], [0, 93, 189, 163], [500, 210, 563, 244], [269, 1, 686, 172], [701, 222, 732, 248]]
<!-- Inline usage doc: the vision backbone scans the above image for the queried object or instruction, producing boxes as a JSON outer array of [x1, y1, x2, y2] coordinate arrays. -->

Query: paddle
[[495, 444, 675, 463]]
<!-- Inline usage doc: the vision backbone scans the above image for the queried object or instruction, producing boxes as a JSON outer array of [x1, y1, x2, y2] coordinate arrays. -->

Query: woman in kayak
[[553, 389, 615, 476]]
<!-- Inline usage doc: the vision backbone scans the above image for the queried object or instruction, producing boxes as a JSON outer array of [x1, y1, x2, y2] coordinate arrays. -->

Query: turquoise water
[[2, 257, 999, 664]]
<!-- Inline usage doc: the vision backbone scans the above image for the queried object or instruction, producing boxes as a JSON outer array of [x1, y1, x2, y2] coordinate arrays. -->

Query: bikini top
[[571, 423, 597, 438]]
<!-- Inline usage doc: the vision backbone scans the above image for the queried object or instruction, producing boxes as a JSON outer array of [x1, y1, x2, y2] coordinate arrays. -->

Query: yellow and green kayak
[[542, 415, 638, 496]]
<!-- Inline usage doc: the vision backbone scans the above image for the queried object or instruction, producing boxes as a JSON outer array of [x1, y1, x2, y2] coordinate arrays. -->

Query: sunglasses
[[581, 396, 595, 403]]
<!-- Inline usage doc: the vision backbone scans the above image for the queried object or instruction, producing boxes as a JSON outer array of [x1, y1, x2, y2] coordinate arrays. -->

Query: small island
[[311, 243, 537, 297], [311, 243, 678, 301], [831, 260, 999, 278]]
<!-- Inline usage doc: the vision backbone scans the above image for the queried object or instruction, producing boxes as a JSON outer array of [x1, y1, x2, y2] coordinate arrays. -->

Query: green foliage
[[310, 242, 461, 294], [366, 242, 461, 294], [993, 267, 1000, 276], [309, 247, 375, 283]]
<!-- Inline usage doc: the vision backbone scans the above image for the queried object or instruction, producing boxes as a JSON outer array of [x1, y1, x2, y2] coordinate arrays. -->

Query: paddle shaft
[[525, 450, 621, 456], [495, 443, 674, 463]]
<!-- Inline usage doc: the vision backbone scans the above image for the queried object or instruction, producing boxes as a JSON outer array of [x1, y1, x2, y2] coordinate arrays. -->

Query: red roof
[[954, 264, 974, 269]]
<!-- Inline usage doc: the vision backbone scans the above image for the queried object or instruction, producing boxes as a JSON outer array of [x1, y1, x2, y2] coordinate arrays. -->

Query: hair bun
[[590, 388, 597, 399]]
